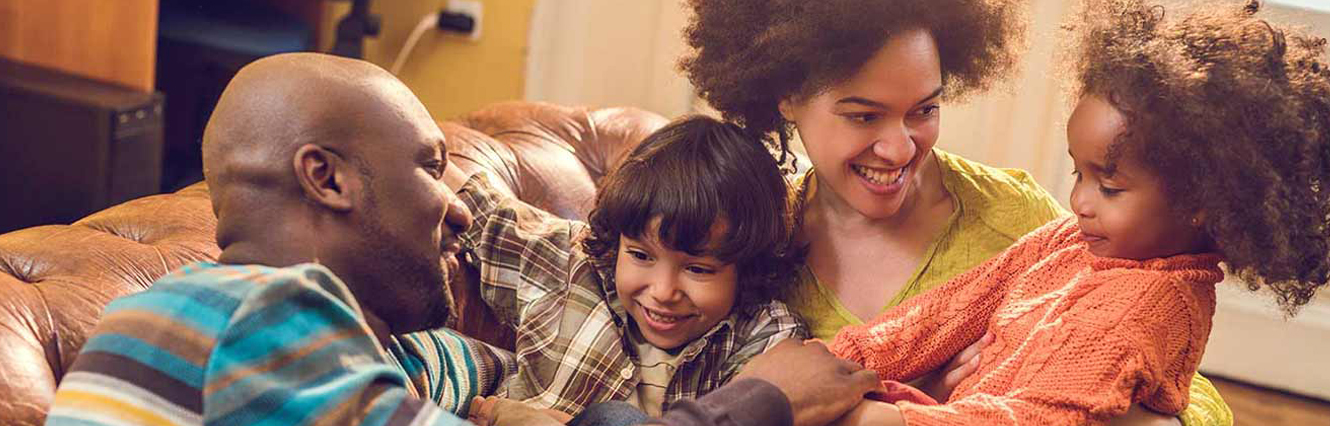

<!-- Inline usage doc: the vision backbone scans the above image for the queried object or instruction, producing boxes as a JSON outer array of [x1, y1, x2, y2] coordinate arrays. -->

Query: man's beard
[[358, 213, 452, 334]]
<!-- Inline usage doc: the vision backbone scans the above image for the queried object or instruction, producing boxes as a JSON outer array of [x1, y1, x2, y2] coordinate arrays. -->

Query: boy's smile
[[615, 218, 738, 350], [638, 304, 697, 331]]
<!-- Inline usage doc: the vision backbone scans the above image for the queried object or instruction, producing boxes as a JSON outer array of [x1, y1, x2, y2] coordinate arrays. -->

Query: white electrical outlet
[[446, 0, 483, 41]]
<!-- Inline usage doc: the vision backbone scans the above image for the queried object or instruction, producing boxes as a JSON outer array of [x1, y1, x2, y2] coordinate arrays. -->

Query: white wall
[[524, 0, 694, 118]]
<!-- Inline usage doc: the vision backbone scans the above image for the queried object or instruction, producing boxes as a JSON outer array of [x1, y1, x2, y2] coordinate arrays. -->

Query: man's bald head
[[200, 52, 468, 337], [203, 53, 434, 201]]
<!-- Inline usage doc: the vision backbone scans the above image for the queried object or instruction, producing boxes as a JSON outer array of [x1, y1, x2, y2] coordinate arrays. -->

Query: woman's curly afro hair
[[1069, 0, 1330, 313], [680, 0, 1029, 167]]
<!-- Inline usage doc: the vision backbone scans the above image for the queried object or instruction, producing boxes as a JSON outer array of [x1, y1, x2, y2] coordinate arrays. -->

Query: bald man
[[45, 53, 511, 426]]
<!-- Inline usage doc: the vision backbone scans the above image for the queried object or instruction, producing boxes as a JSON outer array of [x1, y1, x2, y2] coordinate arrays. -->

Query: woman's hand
[[1107, 404, 1183, 426], [468, 396, 567, 426], [912, 331, 993, 402]]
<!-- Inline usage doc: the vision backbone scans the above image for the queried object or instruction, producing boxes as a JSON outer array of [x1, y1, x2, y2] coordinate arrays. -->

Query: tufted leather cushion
[[0, 101, 668, 426]]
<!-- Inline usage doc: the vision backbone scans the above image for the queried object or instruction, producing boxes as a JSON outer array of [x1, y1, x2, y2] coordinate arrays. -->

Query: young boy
[[445, 116, 809, 417]]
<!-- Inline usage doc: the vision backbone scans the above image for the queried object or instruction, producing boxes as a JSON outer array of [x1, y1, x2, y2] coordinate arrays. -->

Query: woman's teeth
[[645, 307, 689, 324], [853, 165, 905, 185]]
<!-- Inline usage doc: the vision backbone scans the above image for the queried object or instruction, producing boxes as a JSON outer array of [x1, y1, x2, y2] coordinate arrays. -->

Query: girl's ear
[[778, 97, 798, 122]]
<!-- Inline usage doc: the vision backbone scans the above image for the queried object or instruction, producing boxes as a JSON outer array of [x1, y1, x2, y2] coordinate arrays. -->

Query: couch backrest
[[0, 101, 668, 426]]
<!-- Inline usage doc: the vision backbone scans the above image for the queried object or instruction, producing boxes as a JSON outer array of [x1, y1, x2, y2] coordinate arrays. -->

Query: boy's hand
[[467, 396, 565, 426], [737, 339, 882, 426], [539, 408, 575, 424], [912, 331, 993, 402]]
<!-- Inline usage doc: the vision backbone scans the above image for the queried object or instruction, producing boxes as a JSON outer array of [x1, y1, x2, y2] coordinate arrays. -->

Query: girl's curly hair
[[679, 0, 1028, 169], [1069, 0, 1330, 313], [581, 116, 805, 314]]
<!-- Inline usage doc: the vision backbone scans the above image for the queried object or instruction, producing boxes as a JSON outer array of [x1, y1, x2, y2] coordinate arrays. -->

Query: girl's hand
[[830, 400, 906, 426], [1107, 404, 1183, 426], [912, 331, 993, 402]]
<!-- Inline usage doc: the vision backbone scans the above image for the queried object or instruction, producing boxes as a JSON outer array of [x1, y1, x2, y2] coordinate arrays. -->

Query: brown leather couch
[[0, 101, 669, 426]]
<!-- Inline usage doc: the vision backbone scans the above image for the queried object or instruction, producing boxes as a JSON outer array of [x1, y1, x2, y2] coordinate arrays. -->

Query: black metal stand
[[331, 0, 380, 59]]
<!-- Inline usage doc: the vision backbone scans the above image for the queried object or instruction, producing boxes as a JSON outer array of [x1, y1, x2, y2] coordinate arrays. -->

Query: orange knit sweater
[[830, 216, 1224, 425]]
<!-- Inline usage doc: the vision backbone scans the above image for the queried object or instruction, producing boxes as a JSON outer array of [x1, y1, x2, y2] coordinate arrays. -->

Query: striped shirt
[[456, 172, 809, 415], [46, 262, 513, 426]]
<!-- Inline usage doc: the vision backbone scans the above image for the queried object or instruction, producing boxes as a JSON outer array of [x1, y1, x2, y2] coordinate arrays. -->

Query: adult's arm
[[46, 265, 471, 426], [646, 378, 794, 426], [394, 328, 517, 413]]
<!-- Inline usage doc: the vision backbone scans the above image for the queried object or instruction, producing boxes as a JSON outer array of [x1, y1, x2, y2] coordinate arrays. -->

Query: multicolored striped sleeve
[[45, 276, 228, 426], [392, 329, 516, 414], [46, 264, 473, 426]]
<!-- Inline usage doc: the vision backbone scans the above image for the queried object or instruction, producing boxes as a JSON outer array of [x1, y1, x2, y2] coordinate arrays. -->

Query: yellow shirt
[[789, 149, 1232, 426]]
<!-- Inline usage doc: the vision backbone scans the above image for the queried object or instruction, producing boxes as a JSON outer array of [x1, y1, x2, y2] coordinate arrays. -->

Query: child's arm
[[888, 274, 1206, 426], [830, 217, 1079, 382], [718, 302, 812, 384], [453, 171, 587, 327]]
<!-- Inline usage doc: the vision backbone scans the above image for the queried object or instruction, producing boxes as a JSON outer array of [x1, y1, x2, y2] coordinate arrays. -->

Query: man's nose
[[444, 193, 472, 236]]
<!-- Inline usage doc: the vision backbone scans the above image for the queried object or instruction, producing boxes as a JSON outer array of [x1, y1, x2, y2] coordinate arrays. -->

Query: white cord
[[391, 13, 439, 75]]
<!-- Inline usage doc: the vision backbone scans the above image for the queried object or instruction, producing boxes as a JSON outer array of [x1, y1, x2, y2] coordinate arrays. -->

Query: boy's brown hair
[[582, 115, 803, 313], [1069, 0, 1330, 313]]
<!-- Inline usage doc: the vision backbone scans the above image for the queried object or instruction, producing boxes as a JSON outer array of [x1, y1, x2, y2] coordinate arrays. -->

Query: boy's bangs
[[603, 145, 783, 265]]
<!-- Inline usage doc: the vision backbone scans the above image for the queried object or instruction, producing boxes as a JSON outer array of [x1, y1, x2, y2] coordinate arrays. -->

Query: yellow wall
[[320, 0, 535, 120]]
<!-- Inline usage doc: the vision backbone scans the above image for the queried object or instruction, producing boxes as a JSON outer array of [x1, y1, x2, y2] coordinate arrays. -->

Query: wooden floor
[[1210, 376, 1330, 425]]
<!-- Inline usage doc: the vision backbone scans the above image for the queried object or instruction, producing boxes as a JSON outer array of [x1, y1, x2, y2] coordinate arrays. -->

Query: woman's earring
[[1190, 217, 1202, 227]]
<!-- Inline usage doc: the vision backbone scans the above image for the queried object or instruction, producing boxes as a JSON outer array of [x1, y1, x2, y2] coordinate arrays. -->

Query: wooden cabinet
[[0, 0, 158, 92]]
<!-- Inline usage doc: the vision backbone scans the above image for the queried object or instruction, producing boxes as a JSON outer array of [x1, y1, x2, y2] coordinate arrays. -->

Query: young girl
[[447, 115, 808, 421], [827, 0, 1330, 424]]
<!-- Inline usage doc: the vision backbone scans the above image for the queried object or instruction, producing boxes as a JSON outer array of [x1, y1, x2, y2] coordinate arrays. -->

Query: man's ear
[[294, 144, 355, 212]]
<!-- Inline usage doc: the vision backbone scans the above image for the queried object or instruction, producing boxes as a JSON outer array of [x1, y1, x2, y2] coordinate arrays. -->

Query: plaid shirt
[[456, 172, 809, 414]]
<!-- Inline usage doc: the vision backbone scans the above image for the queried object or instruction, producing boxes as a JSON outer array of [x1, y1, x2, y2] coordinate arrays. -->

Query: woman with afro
[[680, 0, 1232, 424], [824, 0, 1329, 424]]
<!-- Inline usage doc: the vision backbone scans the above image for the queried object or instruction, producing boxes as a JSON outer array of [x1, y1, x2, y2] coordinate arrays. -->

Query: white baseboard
[[1199, 280, 1330, 401]]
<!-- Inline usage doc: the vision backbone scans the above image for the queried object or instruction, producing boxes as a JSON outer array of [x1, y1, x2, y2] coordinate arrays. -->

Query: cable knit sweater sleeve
[[831, 214, 1215, 425], [892, 273, 1203, 426], [829, 217, 1080, 382]]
